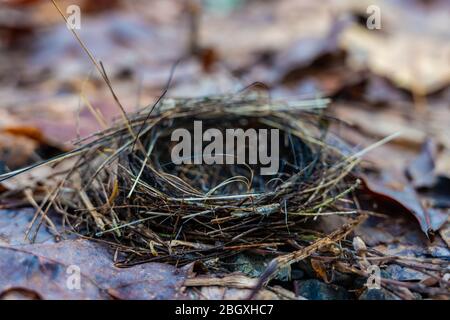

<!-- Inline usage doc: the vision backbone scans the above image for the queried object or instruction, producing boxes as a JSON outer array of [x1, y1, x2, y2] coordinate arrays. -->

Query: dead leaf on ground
[[361, 174, 448, 237], [0, 209, 57, 245], [339, 0, 450, 94], [406, 139, 439, 189], [310, 259, 329, 283], [0, 239, 190, 300], [183, 274, 286, 300], [0, 208, 191, 300]]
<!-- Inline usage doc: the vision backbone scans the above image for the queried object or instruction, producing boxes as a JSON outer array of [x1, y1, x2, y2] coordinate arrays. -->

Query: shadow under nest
[[34, 96, 362, 266]]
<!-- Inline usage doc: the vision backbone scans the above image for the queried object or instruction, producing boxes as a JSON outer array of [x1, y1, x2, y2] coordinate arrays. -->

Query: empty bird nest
[[0, 94, 363, 266]]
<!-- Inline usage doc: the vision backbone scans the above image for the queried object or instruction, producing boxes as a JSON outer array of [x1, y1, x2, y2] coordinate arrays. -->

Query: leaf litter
[[0, 0, 448, 300]]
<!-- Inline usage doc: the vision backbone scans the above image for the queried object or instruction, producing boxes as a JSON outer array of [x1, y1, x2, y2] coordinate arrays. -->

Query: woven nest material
[[3, 95, 361, 265]]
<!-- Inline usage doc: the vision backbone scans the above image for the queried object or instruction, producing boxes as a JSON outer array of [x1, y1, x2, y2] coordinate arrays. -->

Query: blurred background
[[0, 0, 449, 175]]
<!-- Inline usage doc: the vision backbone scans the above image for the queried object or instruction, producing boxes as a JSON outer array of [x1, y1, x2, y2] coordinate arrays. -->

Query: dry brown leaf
[[339, 25, 450, 93], [311, 259, 329, 283]]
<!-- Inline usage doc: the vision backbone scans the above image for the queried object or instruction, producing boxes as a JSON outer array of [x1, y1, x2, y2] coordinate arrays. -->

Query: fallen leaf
[[200, 1, 336, 70], [0, 243, 107, 299], [361, 174, 448, 237], [193, 285, 281, 300], [406, 139, 438, 188], [0, 209, 56, 245], [310, 258, 329, 283], [183, 274, 283, 300], [0, 209, 190, 300], [0, 239, 190, 300], [385, 264, 427, 281], [0, 132, 38, 169], [339, 6, 450, 93]]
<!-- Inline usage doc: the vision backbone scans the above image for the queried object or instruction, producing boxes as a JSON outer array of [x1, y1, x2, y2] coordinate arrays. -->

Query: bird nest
[[3, 95, 361, 265]]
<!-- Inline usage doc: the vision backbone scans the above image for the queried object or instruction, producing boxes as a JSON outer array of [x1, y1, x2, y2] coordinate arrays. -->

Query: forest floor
[[0, 0, 449, 300]]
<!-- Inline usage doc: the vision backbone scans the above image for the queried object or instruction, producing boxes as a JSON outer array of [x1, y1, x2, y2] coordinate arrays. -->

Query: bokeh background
[[0, 0, 449, 174]]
